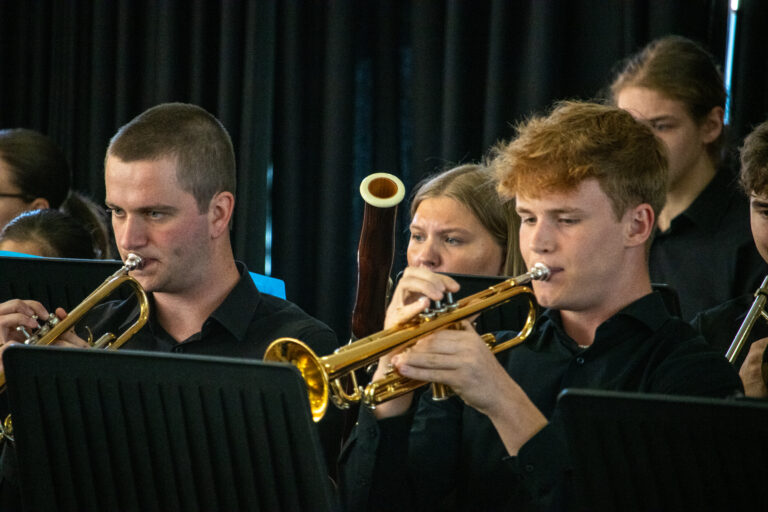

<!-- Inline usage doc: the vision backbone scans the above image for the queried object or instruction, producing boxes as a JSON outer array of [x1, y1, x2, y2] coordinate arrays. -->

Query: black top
[[87, 262, 337, 359], [691, 291, 768, 369], [649, 168, 768, 320], [339, 292, 743, 512]]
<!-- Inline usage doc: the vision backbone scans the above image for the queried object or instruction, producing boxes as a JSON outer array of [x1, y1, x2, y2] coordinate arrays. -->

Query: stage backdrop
[[1, 0, 766, 340]]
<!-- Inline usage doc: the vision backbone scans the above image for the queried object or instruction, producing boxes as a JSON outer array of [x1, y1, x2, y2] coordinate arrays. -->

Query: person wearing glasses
[[0, 129, 112, 258], [0, 129, 71, 230]]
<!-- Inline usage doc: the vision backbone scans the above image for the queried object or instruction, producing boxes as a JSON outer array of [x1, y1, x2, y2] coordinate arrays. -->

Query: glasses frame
[[0, 193, 35, 202]]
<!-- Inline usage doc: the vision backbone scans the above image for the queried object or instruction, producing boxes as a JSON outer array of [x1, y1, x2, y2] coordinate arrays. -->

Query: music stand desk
[[557, 388, 768, 512], [3, 346, 335, 512], [0, 253, 286, 307]]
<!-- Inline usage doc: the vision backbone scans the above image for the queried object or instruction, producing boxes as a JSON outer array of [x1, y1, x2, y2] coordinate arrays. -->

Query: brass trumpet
[[264, 263, 549, 422], [725, 275, 768, 384], [0, 253, 150, 393]]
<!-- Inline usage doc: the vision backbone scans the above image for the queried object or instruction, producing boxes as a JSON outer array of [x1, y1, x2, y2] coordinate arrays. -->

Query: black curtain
[[729, 0, 768, 143], [0, 0, 273, 270], [2, 0, 764, 342]]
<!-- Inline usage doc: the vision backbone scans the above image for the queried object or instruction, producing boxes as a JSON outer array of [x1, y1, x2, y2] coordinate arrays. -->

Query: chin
[[131, 275, 155, 293], [533, 288, 569, 311]]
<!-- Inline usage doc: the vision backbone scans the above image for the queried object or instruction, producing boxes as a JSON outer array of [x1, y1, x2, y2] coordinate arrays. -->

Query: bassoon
[[350, 172, 405, 339]]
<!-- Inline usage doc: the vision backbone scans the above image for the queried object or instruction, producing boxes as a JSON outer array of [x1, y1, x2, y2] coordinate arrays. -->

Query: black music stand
[[557, 388, 768, 512], [0, 254, 124, 312], [3, 346, 336, 512]]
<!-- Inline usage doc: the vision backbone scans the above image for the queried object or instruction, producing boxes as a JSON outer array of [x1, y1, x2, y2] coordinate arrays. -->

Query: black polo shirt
[[649, 168, 768, 320], [339, 292, 742, 512], [85, 262, 336, 358]]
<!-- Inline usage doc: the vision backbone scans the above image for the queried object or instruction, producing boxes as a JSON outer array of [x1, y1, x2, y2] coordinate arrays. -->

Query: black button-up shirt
[[89, 262, 337, 359], [649, 168, 768, 320], [340, 292, 742, 512]]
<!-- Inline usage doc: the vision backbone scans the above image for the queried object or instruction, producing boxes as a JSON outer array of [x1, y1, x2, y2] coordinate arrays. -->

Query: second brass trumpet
[[0, 253, 149, 392], [264, 263, 549, 422]]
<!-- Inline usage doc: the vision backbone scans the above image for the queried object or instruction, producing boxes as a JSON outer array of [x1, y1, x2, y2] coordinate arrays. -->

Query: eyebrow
[[409, 223, 473, 235], [750, 198, 768, 208], [105, 201, 177, 213], [644, 115, 678, 124], [516, 206, 584, 215]]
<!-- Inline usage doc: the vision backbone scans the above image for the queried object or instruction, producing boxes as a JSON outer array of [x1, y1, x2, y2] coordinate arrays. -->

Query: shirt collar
[[539, 291, 670, 345], [206, 261, 261, 341], [610, 291, 670, 331]]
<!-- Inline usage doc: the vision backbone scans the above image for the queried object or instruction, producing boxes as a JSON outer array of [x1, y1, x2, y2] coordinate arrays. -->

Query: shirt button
[[575, 357, 585, 366], [524, 464, 534, 473]]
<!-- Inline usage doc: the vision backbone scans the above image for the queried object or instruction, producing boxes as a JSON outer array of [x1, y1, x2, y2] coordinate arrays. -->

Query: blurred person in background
[[610, 35, 767, 319]]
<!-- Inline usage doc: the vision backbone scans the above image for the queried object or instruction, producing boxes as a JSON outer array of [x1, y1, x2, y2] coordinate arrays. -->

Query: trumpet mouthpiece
[[530, 263, 550, 281], [124, 253, 143, 271]]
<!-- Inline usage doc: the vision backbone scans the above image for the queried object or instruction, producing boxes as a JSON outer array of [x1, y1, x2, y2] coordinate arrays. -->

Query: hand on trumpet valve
[[0, 299, 90, 353], [390, 320, 503, 413], [418, 292, 457, 319], [384, 267, 460, 329], [43, 307, 90, 349], [0, 299, 52, 346], [0, 299, 49, 373]]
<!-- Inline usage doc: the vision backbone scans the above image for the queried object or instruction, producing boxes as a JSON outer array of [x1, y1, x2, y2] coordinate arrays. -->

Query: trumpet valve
[[16, 326, 37, 344], [92, 332, 117, 349], [419, 292, 458, 320], [17, 313, 57, 345]]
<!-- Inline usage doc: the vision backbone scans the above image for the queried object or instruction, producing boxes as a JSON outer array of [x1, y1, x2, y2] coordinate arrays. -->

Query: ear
[[624, 203, 654, 248], [700, 106, 724, 145], [29, 197, 50, 210], [208, 191, 235, 239]]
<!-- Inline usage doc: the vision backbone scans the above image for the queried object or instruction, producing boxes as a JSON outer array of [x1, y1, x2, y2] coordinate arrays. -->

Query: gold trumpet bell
[[263, 338, 331, 422]]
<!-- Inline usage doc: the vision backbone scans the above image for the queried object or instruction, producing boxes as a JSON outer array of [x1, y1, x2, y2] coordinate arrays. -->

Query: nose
[[115, 214, 148, 251], [526, 220, 555, 255], [409, 238, 442, 270]]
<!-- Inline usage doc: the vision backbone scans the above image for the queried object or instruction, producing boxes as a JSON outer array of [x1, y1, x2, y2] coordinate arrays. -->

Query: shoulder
[[690, 294, 751, 350], [252, 293, 339, 353], [647, 317, 742, 397]]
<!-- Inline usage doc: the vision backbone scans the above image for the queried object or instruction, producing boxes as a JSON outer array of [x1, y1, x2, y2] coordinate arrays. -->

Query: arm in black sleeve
[[339, 406, 414, 512], [340, 391, 465, 512]]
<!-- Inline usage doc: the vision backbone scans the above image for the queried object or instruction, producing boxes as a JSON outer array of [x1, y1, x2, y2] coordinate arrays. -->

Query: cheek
[[405, 242, 417, 266], [484, 244, 505, 273], [0, 203, 26, 226], [751, 217, 768, 262], [456, 242, 504, 275], [657, 134, 681, 161]]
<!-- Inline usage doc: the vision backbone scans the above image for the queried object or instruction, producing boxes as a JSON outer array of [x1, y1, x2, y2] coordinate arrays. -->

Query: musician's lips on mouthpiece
[[537, 265, 562, 280], [125, 253, 149, 271]]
